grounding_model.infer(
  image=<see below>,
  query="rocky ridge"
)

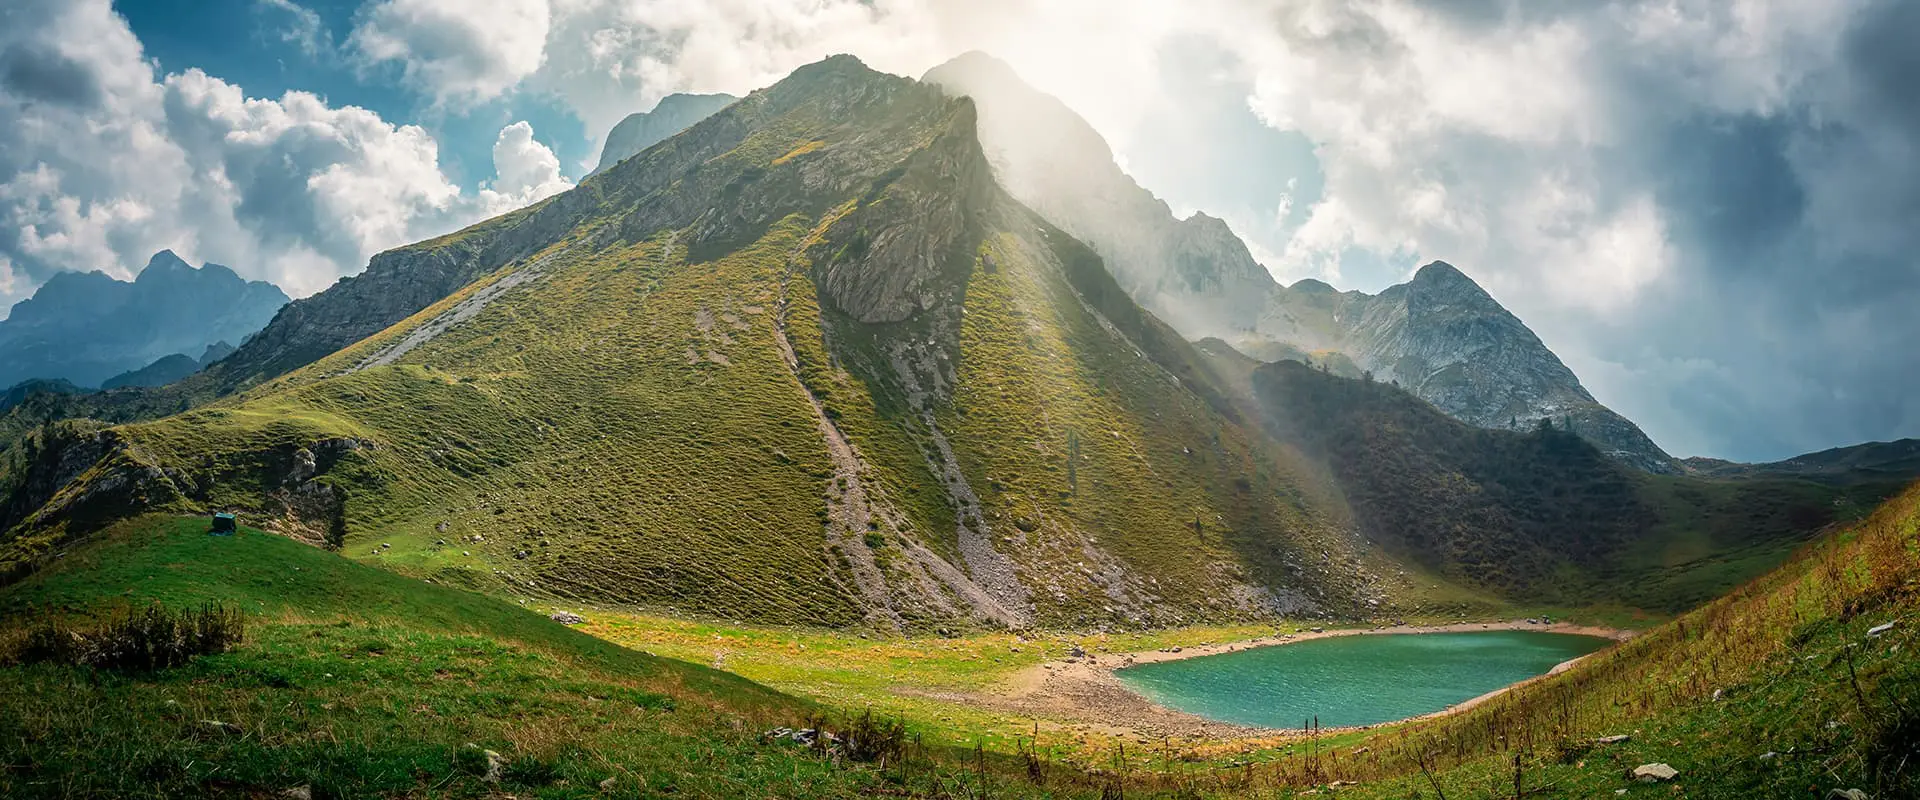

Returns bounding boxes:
[924,52,1675,472]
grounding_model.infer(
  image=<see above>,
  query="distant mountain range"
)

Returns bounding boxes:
[0,251,286,390]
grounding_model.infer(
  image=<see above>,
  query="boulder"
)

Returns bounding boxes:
[550,611,586,625]
[1632,763,1678,782]
[1594,734,1630,745]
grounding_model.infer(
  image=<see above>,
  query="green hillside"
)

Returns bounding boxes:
[1251,359,1900,610]
[0,516,812,798]
[0,56,1404,631]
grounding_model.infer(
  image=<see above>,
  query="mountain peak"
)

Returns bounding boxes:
[783,53,880,85]
[1411,260,1470,285]
[931,51,1021,82]
[141,249,191,274]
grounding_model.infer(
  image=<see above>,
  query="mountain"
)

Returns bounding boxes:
[923,52,1676,473]
[0,251,288,389]
[1246,357,1897,610]
[0,379,83,414]
[922,53,1274,337]
[0,56,1398,629]
[593,92,739,174]
[1256,262,1677,472]
[98,340,242,390]
[0,55,1888,630]
[1684,438,1920,483]
[99,354,199,390]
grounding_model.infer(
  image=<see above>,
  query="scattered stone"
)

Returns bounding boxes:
[1867,620,1897,638]
[483,749,506,782]
[1310,627,1324,633]
[1632,763,1678,782]
[1069,644,1087,658]
[1595,734,1631,745]
[1169,646,1182,653]
[1712,689,1724,701]
[1759,751,1778,761]
[599,776,618,791]
[763,727,842,748]
[1828,789,1869,800]
[280,787,312,800]
[201,720,243,736]
[550,611,586,625]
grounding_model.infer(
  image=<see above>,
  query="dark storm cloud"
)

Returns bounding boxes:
[1645,114,1806,269]
[1847,0,1920,134]
[0,43,103,108]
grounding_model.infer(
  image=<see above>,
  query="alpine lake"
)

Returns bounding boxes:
[1114,630,1614,729]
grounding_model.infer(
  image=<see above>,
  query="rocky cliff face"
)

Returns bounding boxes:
[592,93,737,174]
[924,54,1274,340]
[0,251,287,389]
[1268,262,1675,472]
[926,52,1676,472]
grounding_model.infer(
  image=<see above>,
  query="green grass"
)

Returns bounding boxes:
[0,515,1137,799]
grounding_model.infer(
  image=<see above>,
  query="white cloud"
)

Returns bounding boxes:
[349,0,551,105]
[255,0,331,59]
[0,0,576,304]
[478,120,574,212]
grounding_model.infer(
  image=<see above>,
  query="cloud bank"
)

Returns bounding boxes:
[0,0,572,301]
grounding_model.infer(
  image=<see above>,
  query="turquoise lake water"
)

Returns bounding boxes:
[1114,631,1611,729]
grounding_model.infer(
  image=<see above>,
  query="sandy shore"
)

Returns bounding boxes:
[917,620,1635,743]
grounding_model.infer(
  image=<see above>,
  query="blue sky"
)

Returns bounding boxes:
[2,0,1917,462]
[118,0,593,186]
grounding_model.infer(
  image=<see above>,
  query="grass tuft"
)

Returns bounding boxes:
[9,602,243,671]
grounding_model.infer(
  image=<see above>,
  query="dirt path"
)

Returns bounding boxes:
[930,620,1636,742]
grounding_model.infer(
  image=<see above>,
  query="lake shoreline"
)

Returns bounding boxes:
[955,620,1635,742]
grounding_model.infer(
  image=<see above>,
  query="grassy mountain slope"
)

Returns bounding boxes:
[0,56,1403,630]
[0,515,1123,799]
[1251,359,1899,610]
